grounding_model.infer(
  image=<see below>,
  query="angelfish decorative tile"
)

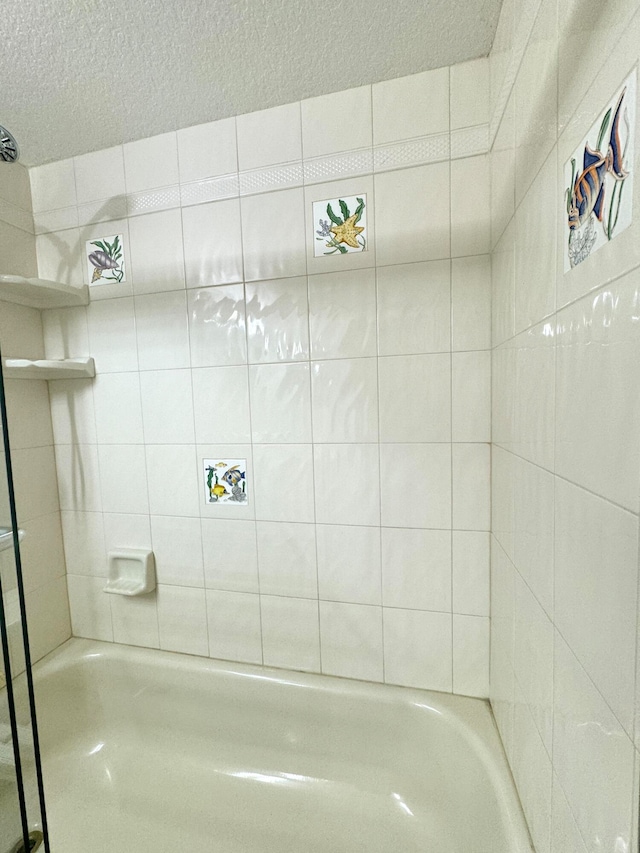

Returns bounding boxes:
[312,194,367,256]
[203,459,248,505]
[86,234,126,285]
[564,70,636,271]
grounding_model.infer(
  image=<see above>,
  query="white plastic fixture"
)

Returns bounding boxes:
[104,549,156,596]
[2,357,95,380]
[0,275,89,309]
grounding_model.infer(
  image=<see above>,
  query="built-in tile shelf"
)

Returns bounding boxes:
[0,275,89,309]
[2,357,95,380]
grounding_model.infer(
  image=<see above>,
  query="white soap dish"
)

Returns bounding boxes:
[104,549,156,596]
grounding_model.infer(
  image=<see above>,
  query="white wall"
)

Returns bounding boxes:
[30,63,493,696]
[489,0,640,850]
[0,163,71,670]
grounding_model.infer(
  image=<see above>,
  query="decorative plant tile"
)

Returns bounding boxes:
[85,234,126,285]
[203,459,248,505]
[564,70,636,271]
[313,194,367,256]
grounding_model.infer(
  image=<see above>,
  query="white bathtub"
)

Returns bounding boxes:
[32,639,533,853]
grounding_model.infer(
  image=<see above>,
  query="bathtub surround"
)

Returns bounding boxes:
[489,0,640,850]
[0,163,71,671]
[24,63,492,699]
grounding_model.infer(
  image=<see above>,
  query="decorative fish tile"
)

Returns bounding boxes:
[203,459,248,505]
[312,194,367,257]
[564,70,636,271]
[85,234,126,285]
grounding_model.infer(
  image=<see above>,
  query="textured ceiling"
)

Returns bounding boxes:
[0,0,502,167]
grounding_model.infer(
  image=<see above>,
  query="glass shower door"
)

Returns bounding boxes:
[0,350,49,853]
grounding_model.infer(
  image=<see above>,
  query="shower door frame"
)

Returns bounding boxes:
[0,345,50,853]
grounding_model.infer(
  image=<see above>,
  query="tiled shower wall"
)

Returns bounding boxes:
[489,0,640,850]
[28,63,492,696]
[0,164,71,669]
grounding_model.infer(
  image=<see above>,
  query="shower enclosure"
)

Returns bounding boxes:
[0,349,49,853]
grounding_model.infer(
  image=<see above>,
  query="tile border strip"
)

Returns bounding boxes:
[32,123,489,234]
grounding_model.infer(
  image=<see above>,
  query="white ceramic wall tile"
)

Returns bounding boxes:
[452,351,491,442]
[61,511,107,576]
[135,291,190,371]
[513,458,554,617]
[256,521,317,599]
[253,444,315,523]
[55,444,102,513]
[192,366,251,444]
[381,528,451,611]
[372,69,449,144]
[49,379,96,445]
[514,150,556,332]
[453,614,490,697]
[42,306,90,360]
[511,682,553,853]
[452,443,490,531]
[86,297,138,373]
[555,273,640,512]
[25,576,71,664]
[74,146,126,205]
[237,103,302,171]
[128,208,186,294]
[514,574,554,753]
[10,445,58,522]
[377,260,451,356]
[3,379,52,450]
[452,531,490,616]
[80,217,131,300]
[380,444,451,529]
[145,444,200,517]
[260,595,320,673]
[553,631,635,853]
[319,601,383,682]
[308,268,376,359]
[550,774,589,853]
[311,358,378,443]
[93,373,144,444]
[157,585,208,656]
[450,58,490,130]
[188,284,247,367]
[379,354,451,442]
[177,117,237,184]
[182,198,243,288]
[451,156,491,257]
[245,277,309,363]
[98,445,149,515]
[202,519,259,593]
[19,511,65,595]
[313,444,380,526]
[123,132,179,193]
[35,228,84,288]
[140,369,195,444]
[241,188,306,281]
[555,478,638,735]
[249,363,312,443]
[206,589,262,665]
[316,524,381,606]
[30,159,76,212]
[110,594,159,649]
[491,219,516,347]
[375,163,450,266]
[67,574,113,641]
[302,86,372,158]
[383,608,452,691]
[150,515,204,587]
[451,255,492,351]
[103,512,151,552]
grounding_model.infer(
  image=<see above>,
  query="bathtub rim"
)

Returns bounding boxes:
[31,637,534,852]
